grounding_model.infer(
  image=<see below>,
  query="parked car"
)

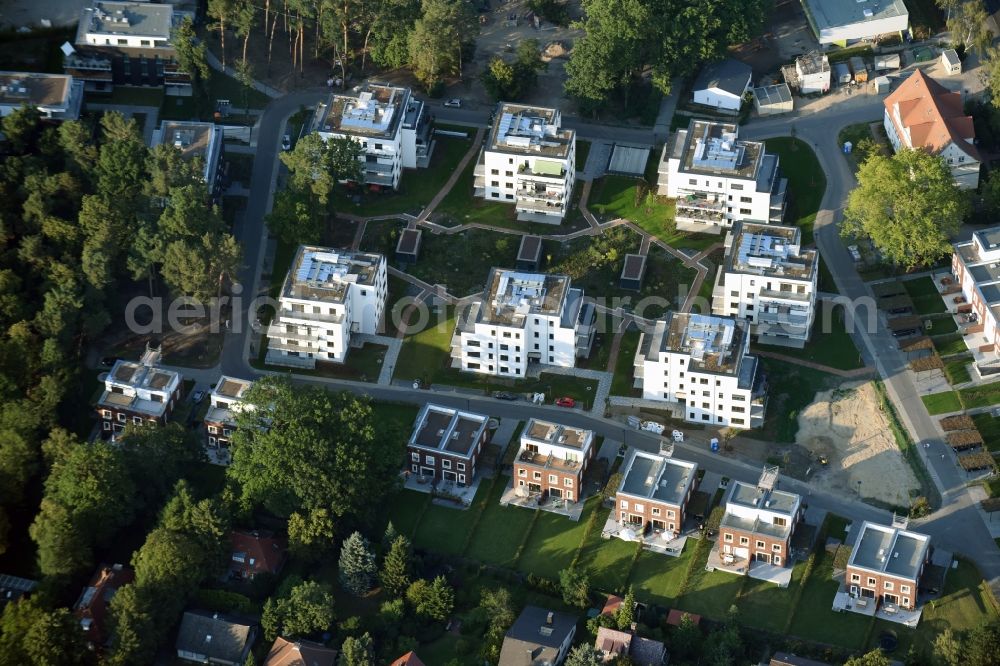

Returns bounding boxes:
[554,397,576,408]
[847,244,862,261]
[493,391,518,401]
[443,98,462,108]
[100,356,119,367]
[282,134,292,151]
[191,390,206,404]
[891,328,918,338]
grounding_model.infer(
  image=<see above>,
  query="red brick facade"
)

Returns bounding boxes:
[515,462,584,503]
[845,566,922,610]
[97,386,180,436]
[718,526,791,567]
[407,435,486,487]
[615,484,697,533]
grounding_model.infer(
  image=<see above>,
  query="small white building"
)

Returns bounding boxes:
[794,52,831,94]
[692,59,752,113]
[473,103,576,223]
[712,221,818,347]
[883,69,980,189]
[0,72,83,120]
[799,0,909,46]
[657,119,786,234]
[941,49,962,75]
[311,84,433,190]
[266,246,387,369]
[633,312,765,428]
[151,121,224,200]
[451,269,595,378]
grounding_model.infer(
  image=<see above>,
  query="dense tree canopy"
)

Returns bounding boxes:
[228,377,403,519]
[261,580,336,642]
[842,149,969,269]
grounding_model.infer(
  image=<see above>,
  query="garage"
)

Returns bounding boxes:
[442,470,457,482]
[735,547,749,559]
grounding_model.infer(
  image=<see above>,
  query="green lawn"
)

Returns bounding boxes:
[751,358,840,443]
[253,341,386,382]
[737,559,810,633]
[972,413,1000,454]
[754,305,863,371]
[405,228,519,297]
[517,500,597,579]
[411,483,490,555]
[959,381,1000,409]
[763,138,826,245]
[207,68,271,109]
[464,478,536,567]
[579,314,619,371]
[576,140,592,171]
[627,543,693,607]
[576,511,639,594]
[910,557,998,653]
[903,276,946,315]
[385,489,430,539]
[933,334,969,357]
[838,122,876,173]
[818,255,839,294]
[944,356,972,386]
[921,391,963,415]
[348,135,472,217]
[611,328,641,396]
[927,315,958,335]
[393,305,457,383]
[676,543,745,619]
[589,175,674,235]
[357,218,407,256]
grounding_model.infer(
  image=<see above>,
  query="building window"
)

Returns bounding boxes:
[103,422,111,431]
[740,208,752,215]
[633,503,644,512]
[442,459,452,469]
[548,474,557,484]
[740,196,752,203]
[564,478,573,487]
[731,183,743,190]
[425,455,435,465]
[868,577,877,586]
[884,581,893,590]
[491,168,499,175]
[566,491,573,500]
[117,413,126,422]
[756,540,765,549]
[458,474,466,483]
[410,452,420,462]
[772,544,781,552]
[774,556,782,566]
[901,585,910,593]
[457,462,466,471]
[739,536,749,545]
[101,410,112,419]
[505,194,513,199]
[851,574,860,582]
[620,500,628,509]
[724,533,733,542]
[652,507,660,516]
[667,510,675,518]
[902,597,910,606]
[491,180,499,187]
[533,471,542,480]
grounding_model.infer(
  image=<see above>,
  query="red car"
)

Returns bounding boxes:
[555,397,576,408]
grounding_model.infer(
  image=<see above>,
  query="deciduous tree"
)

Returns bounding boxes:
[559,566,590,607]
[565,644,602,666]
[339,632,374,666]
[261,580,336,641]
[842,149,969,269]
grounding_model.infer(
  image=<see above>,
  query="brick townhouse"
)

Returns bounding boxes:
[615,450,699,537]
[96,345,181,436]
[513,419,595,504]
[845,521,931,611]
[74,563,134,650]
[406,404,490,487]
[718,466,801,569]
[204,376,254,450]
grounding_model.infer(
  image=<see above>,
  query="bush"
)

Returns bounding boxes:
[910,496,931,518]
[191,589,256,615]
[527,573,561,597]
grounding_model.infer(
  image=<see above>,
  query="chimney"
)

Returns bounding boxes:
[546,611,554,625]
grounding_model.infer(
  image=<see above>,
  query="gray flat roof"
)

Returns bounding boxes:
[517,235,543,263]
[619,450,697,506]
[608,144,650,176]
[801,0,908,31]
[409,403,489,458]
[849,521,930,580]
[621,254,647,281]
[728,479,799,516]
[80,1,173,38]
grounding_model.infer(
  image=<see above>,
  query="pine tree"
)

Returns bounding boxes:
[338,531,377,597]
[379,535,412,596]
[382,520,399,551]
[616,586,635,630]
[339,632,374,666]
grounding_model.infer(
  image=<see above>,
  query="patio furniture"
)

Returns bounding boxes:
[722,554,734,565]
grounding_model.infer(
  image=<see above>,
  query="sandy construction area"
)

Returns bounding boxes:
[796,381,919,507]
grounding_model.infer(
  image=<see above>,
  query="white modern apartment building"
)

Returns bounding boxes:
[474,103,576,223]
[712,222,818,347]
[451,269,595,378]
[0,72,83,120]
[311,84,433,190]
[952,226,1000,376]
[657,119,786,234]
[266,246,387,369]
[633,313,765,428]
[96,345,182,435]
[66,1,192,91]
[204,376,254,450]
[800,0,909,46]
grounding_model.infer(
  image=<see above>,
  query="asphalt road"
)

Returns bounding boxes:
[219,89,1000,586]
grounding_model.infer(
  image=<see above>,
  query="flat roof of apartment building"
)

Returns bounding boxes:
[674,120,763,179]
[281,246,382,304]
[98,358,180,416]
[0,72,71,108]
[488,103,573,158]
[727,222,816,281]
[410,404,489,458]
[849,521,930,580]
[523,419,592,450]
[619,450,697,506]
[801,0,907,33]
[154,121,215,162]
[479,268,570,327]
[314,84,409,139]
[214,376,252,400]
[639,312,750,378]
[77,1,173,40]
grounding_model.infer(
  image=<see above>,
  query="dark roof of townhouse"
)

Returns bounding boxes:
[264,637,338,666]
[230,529,287,575]
[630,635,667,665]
[176,610,255,663]
[693,59,752,96]
[498,606,576,666]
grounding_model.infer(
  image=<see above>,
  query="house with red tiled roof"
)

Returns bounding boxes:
[229,530,287,580]
[263,637,337,666]
[74,563,134,650]
[390,652,427,666]
[883,68,980,189]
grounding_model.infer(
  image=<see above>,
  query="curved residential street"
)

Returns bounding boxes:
[216,85,1000,594]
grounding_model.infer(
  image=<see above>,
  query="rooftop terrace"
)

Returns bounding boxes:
[281,246,382,304]
[850,521,930,580]
[478,269,570,327]
[488,103,574,158]
[662,313,749,375]
[0,72,71,108]
[78,1,173,39]
[619,450,698,506]
[677,120,763,179]
[727,222,816,281]
[314,84,408,139]
[523,419,592,450]
[410,404,489,458]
